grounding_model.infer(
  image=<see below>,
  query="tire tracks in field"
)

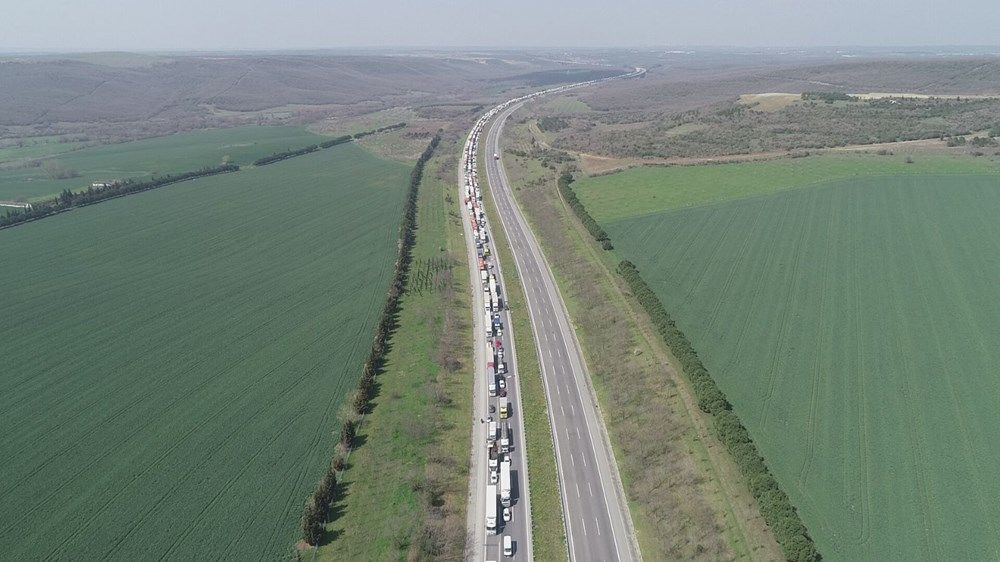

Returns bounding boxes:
[703,200,767,339]
[797,189,839,490]
[906,188,1000,560]
[758,194,811,430]
[886,187,942,560]
[848,192,873,552]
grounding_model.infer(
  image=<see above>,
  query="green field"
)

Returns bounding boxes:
[0,125,327,201]
[574,153,1000,222]
[0,143,409,559]
[0,135,92,164]
[595,165,1000,560]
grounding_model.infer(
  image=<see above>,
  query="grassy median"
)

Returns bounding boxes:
[479,149,569,562]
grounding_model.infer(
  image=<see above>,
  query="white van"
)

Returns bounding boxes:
[503,535,513,557]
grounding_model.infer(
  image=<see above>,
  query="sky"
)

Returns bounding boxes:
[2,0,998,52]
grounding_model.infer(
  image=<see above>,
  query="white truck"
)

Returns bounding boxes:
[500,424,510,453]
[486,483,498,534]
[500,460,512,507]
[487,421,498,446]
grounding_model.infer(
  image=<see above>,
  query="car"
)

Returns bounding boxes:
[498,377,506,390]
[503,507,511,522]
[503,536,513,557]
[490,470,498,484]
[499,389,507,397]
[489,404,496,414]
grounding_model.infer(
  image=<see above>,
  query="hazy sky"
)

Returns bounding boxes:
[2,0,998,52]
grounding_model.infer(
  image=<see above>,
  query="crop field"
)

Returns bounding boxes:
[596,167,1000,560]
[0,125,327,201]
[574,153,1000,221]
[0,143,409,560]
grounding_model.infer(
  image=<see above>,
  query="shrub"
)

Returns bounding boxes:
[615,259,820,560]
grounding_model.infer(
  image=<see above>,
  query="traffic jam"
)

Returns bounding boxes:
[463,109,519,553]
[463,73,641,559]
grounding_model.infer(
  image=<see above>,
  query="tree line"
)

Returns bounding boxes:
[254,123,407,167]
[616,260,821,562]
[0,163,239,230]
[299,131,441,548]
[556,167,819,560]
[556,171,613,250]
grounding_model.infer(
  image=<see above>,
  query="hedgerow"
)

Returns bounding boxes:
[616,259,820,562]
[254,122,406,166]
[0,163,239,229]
[556,171,611,247]
[299,131,440,547]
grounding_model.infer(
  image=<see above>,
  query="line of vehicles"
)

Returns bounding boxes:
[465,104,521,560]
[465,67,646,560]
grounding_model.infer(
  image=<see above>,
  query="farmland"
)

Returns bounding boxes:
[592,163,1000,560]
[0,143,410,559]
[573,152,1000,222]
[0,125,327,201]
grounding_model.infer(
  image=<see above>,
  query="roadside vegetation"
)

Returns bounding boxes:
[499,121,786,561]
[604,173,1000,561]
[310,134,471,561]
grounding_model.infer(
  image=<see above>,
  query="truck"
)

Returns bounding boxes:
[488,442,499,470]
[486,484,498,534]
[500,460,512,507]
[499,396,509,419]
[487,421,497,445]
[500,424,510,453]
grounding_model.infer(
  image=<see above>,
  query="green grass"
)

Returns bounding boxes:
[0,143,410,560]
[0,125,328,201]
[574,153,1000,221]
[315,141,472,560]
[538,96,592,114]
[0,135,91,163]
[605,174,1000,561]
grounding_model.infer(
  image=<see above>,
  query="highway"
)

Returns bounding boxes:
[463,69,643,561]
[462,119,534,561]
[483,101,639,561]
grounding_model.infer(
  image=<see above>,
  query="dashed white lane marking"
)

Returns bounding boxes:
[560,405,565,416]
[588,482,594,496]
[581,518,588,536]
[570,452,575,466]
[575,482,581,498]
[581,453,588,467]
[595,517,601,536]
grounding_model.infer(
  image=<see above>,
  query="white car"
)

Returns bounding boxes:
[503,507,511,522]
[498,377,507,390]
[490,470,498,485]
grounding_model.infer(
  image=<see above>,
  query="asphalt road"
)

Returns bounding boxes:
[462,127,534,561]
[482,101,639,562]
